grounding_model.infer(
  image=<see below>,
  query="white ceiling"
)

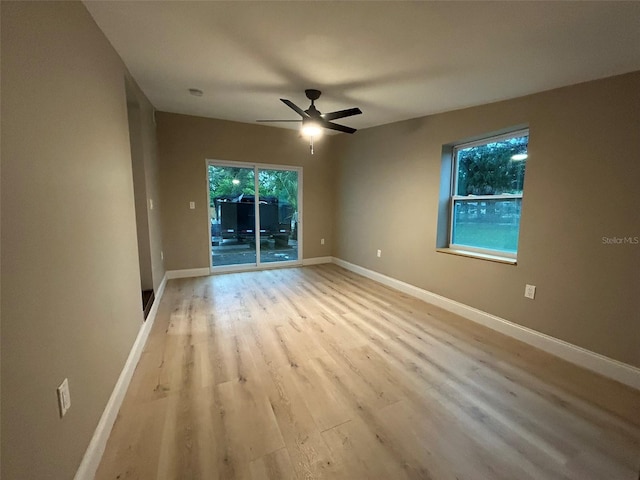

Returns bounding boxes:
[84,1,640,132]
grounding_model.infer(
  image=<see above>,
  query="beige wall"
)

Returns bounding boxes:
[156,112,335,271]
[333,72,640,369]
[1,2,163,479]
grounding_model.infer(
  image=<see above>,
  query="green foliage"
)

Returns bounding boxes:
[456,135,528,195]
[208,167,255,206]
[208,166,298,210]
[258,169,298,210]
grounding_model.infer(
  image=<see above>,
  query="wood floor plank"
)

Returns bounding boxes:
[265,366,349,479]
[321,416,411,480]
[249,447,295,480]
[95,397,169,479]
[96,265,640,480]
[286,355,355,432]
[244,322,348,479]
[216,378,285,462]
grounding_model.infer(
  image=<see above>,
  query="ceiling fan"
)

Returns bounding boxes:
[257,89,362,135]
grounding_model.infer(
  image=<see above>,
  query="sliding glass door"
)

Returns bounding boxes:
[208,161,301,271]
[208,165,257,267]
[258,168,299,264]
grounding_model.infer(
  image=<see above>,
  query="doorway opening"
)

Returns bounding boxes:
[126,80,154,318]
[207,161,302,271]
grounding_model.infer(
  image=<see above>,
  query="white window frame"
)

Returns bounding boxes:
[448,129,528,259]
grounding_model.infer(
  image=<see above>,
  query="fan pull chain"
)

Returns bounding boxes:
[309,136,315,155]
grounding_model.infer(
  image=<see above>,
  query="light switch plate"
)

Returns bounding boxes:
[57,378,71,417]
[524,284,536,299]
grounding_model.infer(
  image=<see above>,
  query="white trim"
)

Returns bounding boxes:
[436,248,517,265]
[211,263,258,275]
[454,127,530,151]
[296,167,304,262]
[166,267,210,279]
[452,194,523,201]
[331,257,640,391]
[302,256,333,266]
[210,261,302,275]
[447,242,518,260]
[74,273,168,480]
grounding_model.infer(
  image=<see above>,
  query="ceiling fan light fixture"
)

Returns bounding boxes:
[301,120,323,138]
[258,90,361,154]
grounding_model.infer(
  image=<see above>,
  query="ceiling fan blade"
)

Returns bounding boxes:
[324,121,357,134]
[322,107,362,121]
[256,119,302,123]
[281,99,310,118]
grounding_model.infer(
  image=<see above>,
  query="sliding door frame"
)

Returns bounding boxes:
[205,158,303,274]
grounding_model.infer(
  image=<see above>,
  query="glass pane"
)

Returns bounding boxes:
[208,165,257,267]
[456,134,528,196]
[452,198,522,253]
[258,169,299,263]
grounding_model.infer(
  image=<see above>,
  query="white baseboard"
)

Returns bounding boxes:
[303,256,333,266]
[211,261,307,275]
[332,257,640,391]
[74,273,168,480]
[166,267,210,279]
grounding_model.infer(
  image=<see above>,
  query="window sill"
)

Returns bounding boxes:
[436,248,517,265]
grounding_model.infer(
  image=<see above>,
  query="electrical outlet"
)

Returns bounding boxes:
[321,238,325,245]
[377,249,382,258]
[57,378,71,418]
[189,201,195,209]
[524,284,536,299]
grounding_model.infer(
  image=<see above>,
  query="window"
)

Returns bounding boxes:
[449,129,529,259]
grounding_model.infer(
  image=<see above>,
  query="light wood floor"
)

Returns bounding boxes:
[96,264,640,480]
